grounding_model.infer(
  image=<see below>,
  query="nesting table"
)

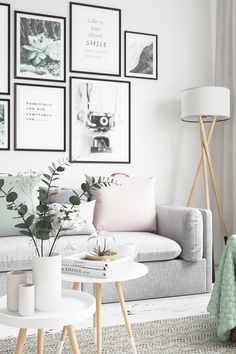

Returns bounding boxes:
[62,261,148,354]
[0,289,95,354]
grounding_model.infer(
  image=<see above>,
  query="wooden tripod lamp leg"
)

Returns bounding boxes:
[187,118,216,207]
[199,116,228,242]
[200,118,210,210]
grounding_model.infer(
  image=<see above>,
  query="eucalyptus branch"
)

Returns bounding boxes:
[0,188,40,257]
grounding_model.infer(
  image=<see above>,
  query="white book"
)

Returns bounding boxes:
[62,252,129,271]
[62,265,107,278]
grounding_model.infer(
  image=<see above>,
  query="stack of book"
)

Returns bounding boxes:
[62,252,129,278]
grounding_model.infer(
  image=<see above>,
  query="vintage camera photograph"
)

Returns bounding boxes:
[0,100,9,150]
[15,11,65,82]
[70,77,130,163]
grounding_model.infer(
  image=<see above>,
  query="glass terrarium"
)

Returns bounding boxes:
[87,226,117,260]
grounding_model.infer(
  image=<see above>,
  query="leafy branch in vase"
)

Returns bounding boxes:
[0,159,114,257]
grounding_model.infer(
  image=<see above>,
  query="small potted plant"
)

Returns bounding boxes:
[0,158,112,311]
[86,226,117,261]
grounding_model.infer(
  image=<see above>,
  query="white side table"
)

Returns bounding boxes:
[62,261,148,354]
[0,289,95,354]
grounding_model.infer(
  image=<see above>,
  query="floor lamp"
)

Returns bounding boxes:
[181,86,230,244]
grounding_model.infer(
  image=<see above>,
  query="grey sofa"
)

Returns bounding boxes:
[0,205,212,303]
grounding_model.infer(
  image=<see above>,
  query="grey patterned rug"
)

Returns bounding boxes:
[0,314,236,354]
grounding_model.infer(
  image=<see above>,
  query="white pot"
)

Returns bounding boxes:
[18,283,35,316]
[33,253,61,311]
[7,271,27,312]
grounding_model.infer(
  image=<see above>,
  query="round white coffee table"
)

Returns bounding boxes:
[0,289,95,354]
[62,261,148,354]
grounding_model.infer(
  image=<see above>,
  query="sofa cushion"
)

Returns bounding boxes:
[87,175,157,233]
[110,232,182,262]
[0,232,182,272]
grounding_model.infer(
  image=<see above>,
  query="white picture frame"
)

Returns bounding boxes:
[70,3,121,76]
[0,3,10,94]
[70,77,130,163]
[15,84,66,151]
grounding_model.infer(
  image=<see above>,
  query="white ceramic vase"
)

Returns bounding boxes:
[18,283,35,316]
[7,271,27,312]
[33,253,61,311]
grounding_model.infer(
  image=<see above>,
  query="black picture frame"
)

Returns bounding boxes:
[0,99,10,150]
[70,2,121,76]
[124,31,158,80]
[70,76,131,164]
[0,3,10,95]
[14,83,66,152]
[14,11,66,82]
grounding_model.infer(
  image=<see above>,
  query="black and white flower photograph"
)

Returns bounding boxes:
[15,12,65,82]
[125,31,158,80]
[70,77,130,163]
[0,100,10,150]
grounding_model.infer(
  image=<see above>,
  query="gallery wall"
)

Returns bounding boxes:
[0,0,216,211]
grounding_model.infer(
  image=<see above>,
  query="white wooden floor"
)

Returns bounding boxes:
[0,293,211,339]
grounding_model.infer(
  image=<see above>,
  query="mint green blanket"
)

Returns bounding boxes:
[208,235,236,341]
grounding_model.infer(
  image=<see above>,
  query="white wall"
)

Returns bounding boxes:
[0,0,216,208]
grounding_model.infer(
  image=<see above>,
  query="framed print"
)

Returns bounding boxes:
[0,3,10,94]
[15,84,65,151]
[15,11,66,82]
[70,77,130,163]
[125,31,158,80]
[70,3,121,76]
[0,99,10,150]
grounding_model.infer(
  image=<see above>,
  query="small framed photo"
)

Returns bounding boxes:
[0,3,10,94]
[70,3,121,76]
[125,31,158,80]
[15,11,66,82]
[70,77,130,163]
[15,84,66,151]
[0,99,10,150]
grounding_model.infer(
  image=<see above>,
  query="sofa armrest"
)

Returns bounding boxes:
[156,205,205,261]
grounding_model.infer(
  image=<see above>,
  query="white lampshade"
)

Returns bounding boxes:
[181,86,230,122]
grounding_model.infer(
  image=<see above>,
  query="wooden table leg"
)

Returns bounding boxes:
[93,283,97,340]
[57,282,80,353]
[37,329,44,354]
[15,328,27,354]
[115,282,137,354]
[67,325,80,354]
[57,326,67,354]
[95,283,102,354]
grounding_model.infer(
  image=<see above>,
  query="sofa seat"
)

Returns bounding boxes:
[111,232,182,262]
[0,232,182,272]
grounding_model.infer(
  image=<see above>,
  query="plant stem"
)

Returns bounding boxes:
[49,226,62,256]
[41,240,43,257]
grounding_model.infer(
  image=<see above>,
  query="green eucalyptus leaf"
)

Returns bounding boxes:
[15,223,28,229]
[25,215,34,227]
[69,195,81,206]
[48,166,54,174]
[56,166,65,172]
[36,204,49,213]
[35,229,50,240]
[81,183,89,193]
[0,179,4,189]
[18,204,28,216]
[6,192,18,203]
[43,174,51,180]
[20,230,31,236]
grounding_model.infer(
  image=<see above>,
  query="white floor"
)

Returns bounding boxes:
[0,293,211,339]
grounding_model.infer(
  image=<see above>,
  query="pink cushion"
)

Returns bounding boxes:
[87,176,156,232]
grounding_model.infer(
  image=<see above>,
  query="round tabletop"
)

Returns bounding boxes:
[0,289,95,329]
[62,261,148,284]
